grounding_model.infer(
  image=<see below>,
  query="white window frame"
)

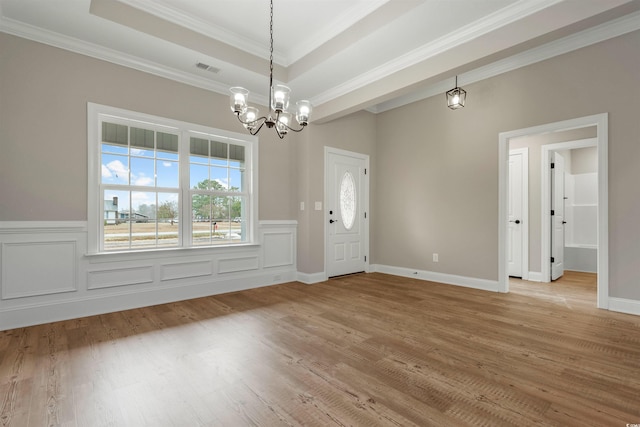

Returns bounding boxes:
[87,103,258,255]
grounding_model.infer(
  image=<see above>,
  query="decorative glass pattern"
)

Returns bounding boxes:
[340,171,356,230]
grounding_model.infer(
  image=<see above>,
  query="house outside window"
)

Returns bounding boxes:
[88,103,257,254]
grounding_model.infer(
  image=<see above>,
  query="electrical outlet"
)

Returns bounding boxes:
[300,201,305,211]
[433,253,439,262]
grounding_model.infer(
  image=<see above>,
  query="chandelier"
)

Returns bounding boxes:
[230,0,312,139]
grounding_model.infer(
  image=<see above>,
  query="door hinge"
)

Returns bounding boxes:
[364,255,367,262]
[364,212,367,219]
[551,257,555,263]
[551,209,555,215]
[364,168,367,175]
[551,162,555,169]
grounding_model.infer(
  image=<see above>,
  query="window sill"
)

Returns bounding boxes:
[85,243,261,263]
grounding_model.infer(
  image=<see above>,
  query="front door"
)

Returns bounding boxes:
[551,152,565,281]
[326,148,368,278]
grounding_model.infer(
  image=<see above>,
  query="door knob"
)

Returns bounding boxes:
[509,219,521,224]
[329,219,338,224]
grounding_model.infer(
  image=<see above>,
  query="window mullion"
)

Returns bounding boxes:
[180,129,192,247]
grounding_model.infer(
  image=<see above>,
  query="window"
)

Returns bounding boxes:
[88,104,257,254]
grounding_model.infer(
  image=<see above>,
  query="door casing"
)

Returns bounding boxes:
[498,113,608,309]
[324,146,370,279]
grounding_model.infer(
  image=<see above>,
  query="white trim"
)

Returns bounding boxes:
[311,0,561,106]
[0,221,87,233]
[0,16,244,100]
[527,271,543,282]
[498,114,608,310]
[608,297,640,316]
[509,147,529,280]
[324,146,370,280]
[259,220,298,227]
[368,10,640,114]
[0,220,297,330]
[2,4,638,113]
[1,270,296,331]
[373,264,500,293]
[118,0,389,66]
[296,272,326,285]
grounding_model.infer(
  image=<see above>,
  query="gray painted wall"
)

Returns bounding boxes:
[2,29,639,302]
[374,30,640,300]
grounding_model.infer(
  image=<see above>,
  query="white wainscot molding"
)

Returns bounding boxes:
[0,220,297,330]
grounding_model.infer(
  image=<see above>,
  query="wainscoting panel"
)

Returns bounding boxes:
[160,259,213,281]
[263,231,295,268]
[87,265,154,289]
[218,256,259,274]
[0,220,297,330]
[2,240,77,299]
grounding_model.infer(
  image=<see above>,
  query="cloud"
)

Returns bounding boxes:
[162,161,172,167]
[134,175,154,186]
[105,160,128,181]
[214,178,229,189]
[132,192,153,204]
[101,164,112,178]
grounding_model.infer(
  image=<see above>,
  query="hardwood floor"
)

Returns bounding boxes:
[1,271,639,426]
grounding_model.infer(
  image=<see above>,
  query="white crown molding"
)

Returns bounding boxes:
[117,0,275,62]
[368,9,640,114]
[2,3,639,117]
[117,0,390,67]
[285,0,390,66]
[310,0,562,106]
[0,15,269,102]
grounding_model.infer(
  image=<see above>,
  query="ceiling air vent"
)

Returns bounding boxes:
[195,62,220,73]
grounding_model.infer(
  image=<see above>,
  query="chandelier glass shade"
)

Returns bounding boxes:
[446,75,466,110]
[230,0,312,139]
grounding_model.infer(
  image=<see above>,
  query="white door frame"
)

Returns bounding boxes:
[508,147,529,280]
[498,113,608,309]
[324,146,370,280]
[542,138,597,283]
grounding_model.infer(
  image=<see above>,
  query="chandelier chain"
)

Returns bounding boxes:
[268,0,274,111]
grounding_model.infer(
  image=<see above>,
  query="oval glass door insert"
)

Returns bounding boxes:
[340,171,356,230]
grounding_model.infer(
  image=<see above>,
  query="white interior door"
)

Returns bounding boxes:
[508,150,525,277]
[326,149,368,278]
[551,152,565,280]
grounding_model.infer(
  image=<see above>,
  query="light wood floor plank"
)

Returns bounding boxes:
[2,271,640,426]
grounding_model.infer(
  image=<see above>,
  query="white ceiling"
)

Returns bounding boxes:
[2,0,640,123]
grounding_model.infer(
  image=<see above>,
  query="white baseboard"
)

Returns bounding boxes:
[608,297,640,316]
[1,271,297,331]
[297,271,326,285]
[527,271,543,282]
[372,264,500,292]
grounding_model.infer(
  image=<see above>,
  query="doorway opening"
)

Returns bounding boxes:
[498,113,608,309]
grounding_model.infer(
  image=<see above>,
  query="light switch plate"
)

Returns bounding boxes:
[314,201,322,211]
